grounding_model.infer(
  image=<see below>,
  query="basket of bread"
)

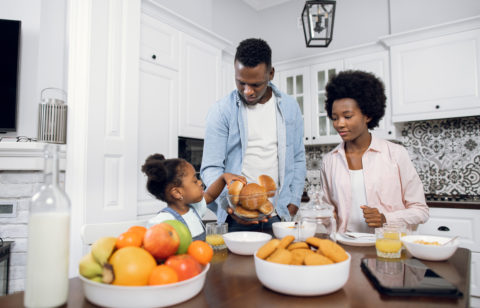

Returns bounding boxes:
[253,235,351,296]
[227,175,277,221]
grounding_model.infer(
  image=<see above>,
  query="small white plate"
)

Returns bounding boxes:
[337,232,376,246]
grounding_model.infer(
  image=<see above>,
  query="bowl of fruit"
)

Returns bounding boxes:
[227,175,278,221]
[79,221,213,308]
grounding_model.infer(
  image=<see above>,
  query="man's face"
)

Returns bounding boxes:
[234,60,274,105]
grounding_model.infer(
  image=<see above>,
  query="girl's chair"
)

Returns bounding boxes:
[80,219,148,245]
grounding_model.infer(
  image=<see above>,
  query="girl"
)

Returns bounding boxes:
[142,154,246,240]
[320,70,429,233]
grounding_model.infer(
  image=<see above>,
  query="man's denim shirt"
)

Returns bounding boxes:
[200,82,306,222]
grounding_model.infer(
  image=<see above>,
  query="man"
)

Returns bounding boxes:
[200,38,306,232]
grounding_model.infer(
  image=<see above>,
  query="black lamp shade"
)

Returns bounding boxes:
[302,0,336,47]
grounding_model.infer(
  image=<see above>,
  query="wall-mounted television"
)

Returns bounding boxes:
[0,19,21,133]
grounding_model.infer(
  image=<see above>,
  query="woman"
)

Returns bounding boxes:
[320,70,429,233]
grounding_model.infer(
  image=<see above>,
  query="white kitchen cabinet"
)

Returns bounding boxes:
[381,16,480,122]
[344,51,396,140]
[140,14,179,70]
[137,60,179,214]
[275,43,397,145]
[178,33,223,139]
[416,207,480,298]
[142,3,231,141]
[278,67,313,144]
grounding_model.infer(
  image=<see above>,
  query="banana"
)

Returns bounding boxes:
[91,237,117,265]
[79,253,103,278]
[89,276,103,283]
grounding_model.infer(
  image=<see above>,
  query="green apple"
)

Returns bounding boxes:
[164,220,192,254]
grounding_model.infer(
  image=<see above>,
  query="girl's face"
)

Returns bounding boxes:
[179,162,204,204]
[331,98,371,143]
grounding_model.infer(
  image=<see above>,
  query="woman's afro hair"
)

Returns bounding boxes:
[325,70,386,129]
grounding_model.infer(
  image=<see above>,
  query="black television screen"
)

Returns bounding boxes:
[0,19,21,132]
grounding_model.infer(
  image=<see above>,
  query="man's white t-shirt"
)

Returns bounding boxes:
[241,95,279,186]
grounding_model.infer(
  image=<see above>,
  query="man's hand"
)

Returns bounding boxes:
[360,205,386,228]
[287,203,298,218]
[227,207,268,224]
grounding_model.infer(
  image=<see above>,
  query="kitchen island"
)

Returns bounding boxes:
[0,245,470,307]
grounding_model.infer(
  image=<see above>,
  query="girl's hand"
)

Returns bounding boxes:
[360,205,386,228]
[223,173,247,188]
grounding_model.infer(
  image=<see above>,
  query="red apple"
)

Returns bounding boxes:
[143,223,180,259]
[165,254,202,281]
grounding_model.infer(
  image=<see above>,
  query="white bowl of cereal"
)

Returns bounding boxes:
[401,235,459,261]
[253,237,351,296]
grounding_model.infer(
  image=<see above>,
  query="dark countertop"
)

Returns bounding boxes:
[426,201,480,210]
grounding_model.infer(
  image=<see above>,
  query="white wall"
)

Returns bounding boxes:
[0,0,67,138]
[156,0,480,62]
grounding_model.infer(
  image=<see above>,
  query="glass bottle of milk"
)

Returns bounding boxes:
[24,144,71,307]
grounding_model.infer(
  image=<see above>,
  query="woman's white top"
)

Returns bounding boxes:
[241,95,279,185]
[147,198,207,237]
[346,169,372,233]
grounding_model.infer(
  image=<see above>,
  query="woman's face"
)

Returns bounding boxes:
[180,162,204,204]
[331,98,371,142]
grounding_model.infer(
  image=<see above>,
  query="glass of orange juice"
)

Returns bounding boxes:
[383,222,408,250]
[375,227,402,258]
[205,222,228,250]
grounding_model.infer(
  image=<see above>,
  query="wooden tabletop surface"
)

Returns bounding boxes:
[0,245,470,308]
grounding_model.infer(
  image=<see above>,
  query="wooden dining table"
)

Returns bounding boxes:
[0,245,470,308]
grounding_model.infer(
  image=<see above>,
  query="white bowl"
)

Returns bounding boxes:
[272,221,315,241]
[80,263,210,308]
[223,231,272,255]
[254,252,351,296]
[401,235,459,261]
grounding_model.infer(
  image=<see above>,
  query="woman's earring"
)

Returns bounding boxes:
[179,196,183,200]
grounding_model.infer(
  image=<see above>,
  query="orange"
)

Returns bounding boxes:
[128,225,147,239]
[109,246,156,286]
[116,231,143,249]
[148,265,179,285]
[187,240,213,265]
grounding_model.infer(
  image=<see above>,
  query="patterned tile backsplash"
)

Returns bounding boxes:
[305,116,480,196]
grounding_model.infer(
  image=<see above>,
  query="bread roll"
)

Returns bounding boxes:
[228,180,244,205]
[258,200,274,215]
[258,174,276,197]
[239,183,267,210]
[234,205,260,219]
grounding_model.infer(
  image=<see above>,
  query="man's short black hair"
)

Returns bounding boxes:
[235,38,272,69]
[325,70,386,129]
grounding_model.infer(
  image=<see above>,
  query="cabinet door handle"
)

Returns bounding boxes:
[438,226,450,231]
[388,131,392,135]
[312,136,316,140]
[435,105,440,109]
[305,137,309,140]
[152,54,157,60]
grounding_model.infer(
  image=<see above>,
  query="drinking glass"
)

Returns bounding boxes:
[205,222,228,250]
[375,227,402,258]
[383,222,408,250]
[299,216,336,242]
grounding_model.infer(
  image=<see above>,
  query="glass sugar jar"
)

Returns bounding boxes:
[296,186,336,242]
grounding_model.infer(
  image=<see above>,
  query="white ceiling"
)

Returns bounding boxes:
[242,0,293,11]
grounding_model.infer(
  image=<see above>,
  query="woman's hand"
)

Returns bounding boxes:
[223,173,247,188]
[360,205,386,228]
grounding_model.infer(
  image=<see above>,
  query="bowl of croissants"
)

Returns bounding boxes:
[227,175,278,221]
